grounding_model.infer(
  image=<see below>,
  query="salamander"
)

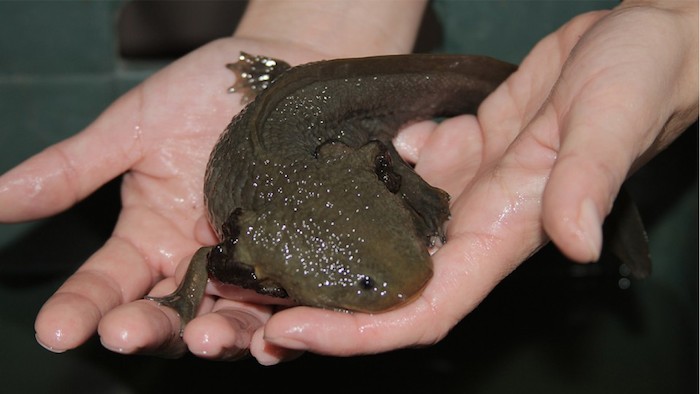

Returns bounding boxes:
[146,53,650,325]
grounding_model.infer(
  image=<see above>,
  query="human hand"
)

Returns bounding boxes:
[249,1,697,358]
[0,1,429,364]
[0,35,347,362]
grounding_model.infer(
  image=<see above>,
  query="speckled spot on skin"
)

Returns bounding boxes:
[35,333,66,353]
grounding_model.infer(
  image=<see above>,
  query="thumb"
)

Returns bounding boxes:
[540,51,676,262]
[541,4,698,263]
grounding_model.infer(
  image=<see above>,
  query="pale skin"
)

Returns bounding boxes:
[0,0,695,364]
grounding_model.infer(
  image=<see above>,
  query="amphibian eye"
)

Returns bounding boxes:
[359,275,375,290]
[374,153,401,193]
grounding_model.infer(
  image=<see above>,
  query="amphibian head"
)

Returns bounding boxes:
[212,140,435,312]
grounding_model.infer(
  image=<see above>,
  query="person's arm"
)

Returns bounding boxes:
[234,0,427,59]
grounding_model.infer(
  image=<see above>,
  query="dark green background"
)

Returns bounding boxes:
[1,1,696,393]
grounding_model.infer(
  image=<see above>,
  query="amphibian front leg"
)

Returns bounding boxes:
[387,144,450,246]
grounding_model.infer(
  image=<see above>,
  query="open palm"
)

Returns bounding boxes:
[0,38,327,361]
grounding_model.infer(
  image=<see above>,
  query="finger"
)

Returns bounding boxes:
[393,120,437,163]
[97,271,218,358]
[194,215,219,245]
[34,203,203,351]
[540,46,673,262]
[98,298,187,358]
[541,93,658,263]
[541,101,633,262]
[0,89,144,222]
[414,115,483,196]
[259,306,430,356]
[183,300,272,360]
[34,235,153,351]
[473,10,610,170]
[250,327,305,365]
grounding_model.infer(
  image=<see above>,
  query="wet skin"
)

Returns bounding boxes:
[147,53,650,325]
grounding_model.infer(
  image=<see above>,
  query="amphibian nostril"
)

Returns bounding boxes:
[359,275,375,290]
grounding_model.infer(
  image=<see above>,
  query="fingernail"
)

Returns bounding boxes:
[578,198,602,262]
[263,335,309,352]
[35,333,66,353]
[99,338,127,354]
[253,329,306,365]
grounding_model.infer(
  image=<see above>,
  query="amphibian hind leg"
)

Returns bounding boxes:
[145,246,211,332]
[387,144,451,245]
[226,52,292,103]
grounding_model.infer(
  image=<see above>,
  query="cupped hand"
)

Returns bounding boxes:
[252,3,697,358]
[0,37,329,363]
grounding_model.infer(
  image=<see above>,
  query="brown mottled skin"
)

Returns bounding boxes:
[147,53,649,325]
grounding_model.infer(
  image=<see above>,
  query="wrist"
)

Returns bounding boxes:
[233,0,428,60]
